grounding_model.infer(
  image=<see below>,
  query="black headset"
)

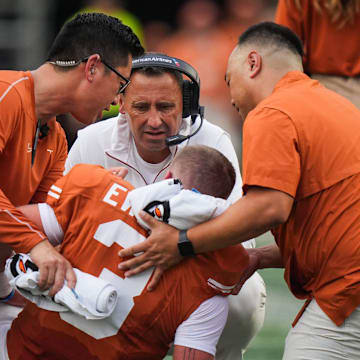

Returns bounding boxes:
[131,54,205,146]
[132,53,202,118]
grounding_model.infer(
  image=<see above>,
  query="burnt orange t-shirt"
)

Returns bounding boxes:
[0,70,67,252]
[7,164,249,359]
[276,0,360,76]
[242,71,360,326]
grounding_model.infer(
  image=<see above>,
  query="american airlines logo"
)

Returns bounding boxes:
[132,57,172,65]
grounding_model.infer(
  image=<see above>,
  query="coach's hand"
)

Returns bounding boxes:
[29,240,76,296]
[109,167,128,178]
[231,248,261,295]
[118,211,182,291]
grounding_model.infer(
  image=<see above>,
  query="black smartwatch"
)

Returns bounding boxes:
[177,230,196,257]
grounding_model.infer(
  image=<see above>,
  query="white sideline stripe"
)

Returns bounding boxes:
[48,191,60,199]
[207,282,231,294]
[50,185,62,194]
[0,209,45,240]
[0,77,29,103]
[207,278,236,294]
[207,278,236,290]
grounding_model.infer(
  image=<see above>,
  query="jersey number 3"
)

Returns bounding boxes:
[60,219,153,339]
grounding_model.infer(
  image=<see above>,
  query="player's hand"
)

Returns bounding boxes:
[231,248,261,295]
[29,240,76,297]
[109,167,128,178]
[118,211,182,291]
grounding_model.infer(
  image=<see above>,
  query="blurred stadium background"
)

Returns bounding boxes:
[0,0,277,70]
[0,1,304,358]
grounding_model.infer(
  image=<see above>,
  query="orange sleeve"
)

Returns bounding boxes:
[0,81,46,252]
[31,128,68,204]
[242,107,300,197]
[0,187,46,252]
[275,0,304,42]
[0,81,21,153]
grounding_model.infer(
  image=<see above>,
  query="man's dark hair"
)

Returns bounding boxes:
[238,21,304,57]
[173,145,236,200]
[47,13,144,69]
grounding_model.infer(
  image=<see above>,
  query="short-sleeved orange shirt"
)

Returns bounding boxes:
[7,164,249,359]
[243,71,360,326]
[275,0,360,76]
[0,70,67,252]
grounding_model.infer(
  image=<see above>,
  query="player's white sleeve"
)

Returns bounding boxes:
[38,203,64,246]
[174,295,229,356]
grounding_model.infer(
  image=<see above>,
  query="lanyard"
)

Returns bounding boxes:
[31,118,41,167]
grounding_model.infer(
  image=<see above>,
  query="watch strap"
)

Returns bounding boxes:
[178,230,195,257]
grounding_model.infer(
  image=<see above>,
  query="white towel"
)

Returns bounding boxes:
[128,178,230,231]
[5,254,118,320]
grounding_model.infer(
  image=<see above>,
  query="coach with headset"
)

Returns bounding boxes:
[64,53,266,360]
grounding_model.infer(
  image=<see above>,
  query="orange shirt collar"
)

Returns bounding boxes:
[273,70,309,93]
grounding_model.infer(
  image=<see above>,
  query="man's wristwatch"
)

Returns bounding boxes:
[177,230,196,257]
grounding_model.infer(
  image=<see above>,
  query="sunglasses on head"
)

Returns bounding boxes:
[48,56,131,94]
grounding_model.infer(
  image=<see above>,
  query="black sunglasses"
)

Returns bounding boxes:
[48,56,131,94]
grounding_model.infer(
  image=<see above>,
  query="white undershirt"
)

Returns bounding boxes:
[38,203,63,246]
[38,203,229,355]
[131,138,171,184]
[174,295,229,355]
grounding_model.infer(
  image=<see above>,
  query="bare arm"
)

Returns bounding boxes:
[231,242,283,295]
[256,243,283,269]
[189,186,293,253]
[173,346,214,360]
[18,204,43,231]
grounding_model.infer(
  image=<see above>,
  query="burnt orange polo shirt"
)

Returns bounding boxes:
[243,71,360,325]
[0,70,67,252]
[276,0,360,76]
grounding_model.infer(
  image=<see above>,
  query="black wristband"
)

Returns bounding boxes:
[177,230,196,257]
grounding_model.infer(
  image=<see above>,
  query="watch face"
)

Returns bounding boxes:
[178,231,195,257]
